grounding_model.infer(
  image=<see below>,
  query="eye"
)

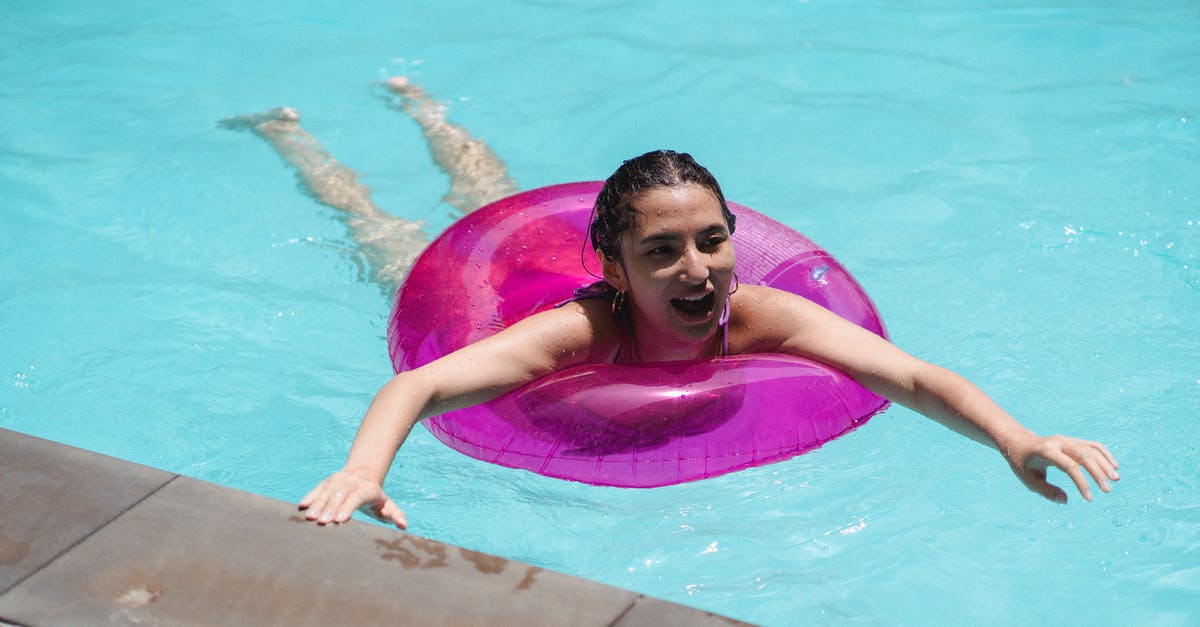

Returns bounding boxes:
[646,245,674,256]
[699,234,727,252]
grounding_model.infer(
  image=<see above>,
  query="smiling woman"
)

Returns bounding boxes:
[386,180,891,487]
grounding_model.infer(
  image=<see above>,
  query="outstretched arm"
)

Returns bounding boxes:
[299,300,615,528]
[868,360,1118,502]
[742,286,1120,503]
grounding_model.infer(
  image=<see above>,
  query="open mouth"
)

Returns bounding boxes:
[670,292,715,320]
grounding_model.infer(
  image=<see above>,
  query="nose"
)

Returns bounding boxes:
[677,245,709,284]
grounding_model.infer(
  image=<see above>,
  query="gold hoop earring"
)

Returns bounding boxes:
[611,290,626,315]
[730,273,740,295]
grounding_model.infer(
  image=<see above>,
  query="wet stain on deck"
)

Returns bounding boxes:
[459,547,507,574]
[375,536,448,569]
[515,566,542,592]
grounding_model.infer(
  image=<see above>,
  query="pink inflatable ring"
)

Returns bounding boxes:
[388,182,889,487]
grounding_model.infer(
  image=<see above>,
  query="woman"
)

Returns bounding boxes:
[225,78,1118,531]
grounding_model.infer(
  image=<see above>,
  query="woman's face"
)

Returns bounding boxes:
[602,183,736,361]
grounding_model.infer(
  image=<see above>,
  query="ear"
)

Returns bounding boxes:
[598,249,628,292]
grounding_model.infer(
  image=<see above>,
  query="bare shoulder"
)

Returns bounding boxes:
[727,284,830,354]
[728,284,920,390]
[503,298,622,368]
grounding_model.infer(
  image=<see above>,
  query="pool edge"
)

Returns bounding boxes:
[0,427,752,626]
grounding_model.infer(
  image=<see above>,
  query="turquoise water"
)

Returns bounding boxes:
[2,1,1198,624]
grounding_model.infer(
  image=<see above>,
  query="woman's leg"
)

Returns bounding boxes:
[220,107,427,292]
[385,77,519,215]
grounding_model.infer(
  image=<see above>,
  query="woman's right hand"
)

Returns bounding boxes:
[299,468,408,529]
[293,305,595,532]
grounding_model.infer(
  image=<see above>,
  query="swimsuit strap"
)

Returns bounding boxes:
[719,297,730,358]
[564,280,617,303]
[560,281,625,364]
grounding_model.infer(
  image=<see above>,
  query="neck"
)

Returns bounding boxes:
[623,323,721,363]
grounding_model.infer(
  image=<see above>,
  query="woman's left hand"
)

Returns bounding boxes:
[1004,434,1120,503]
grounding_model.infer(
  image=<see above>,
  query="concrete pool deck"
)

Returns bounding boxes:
[0,428,750,626]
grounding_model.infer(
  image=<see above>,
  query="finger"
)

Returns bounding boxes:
[302,478,345,516]
[313,487,349,524]
[1087,441,1120,477]
[359,496,393,524]
[1075,452,1113,493]
[1089,440,1118,469]
[308,496,330,522]
[1047,451,1093,502]
[1022,470,1067,504]
[304,497,328,516]
[298,483,325,509]
[378,500,409,530]
[332,488,367,524]
[1087,447,1120,482]
[1077,445,1121,491]
[320,490,352,524]
[303,489,332,521]
[299,477,336,510]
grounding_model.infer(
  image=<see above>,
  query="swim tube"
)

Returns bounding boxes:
[388,182,889,487]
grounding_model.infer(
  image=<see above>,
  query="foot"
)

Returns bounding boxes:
[385,76,422,98]
[218,107,301,131]
[383,75,446,127]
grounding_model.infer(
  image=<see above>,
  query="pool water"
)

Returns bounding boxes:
[2,1,1198,624]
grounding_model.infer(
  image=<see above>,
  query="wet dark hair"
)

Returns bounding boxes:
[589,150,736,261]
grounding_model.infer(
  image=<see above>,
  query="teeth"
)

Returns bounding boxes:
[679,294,708,302]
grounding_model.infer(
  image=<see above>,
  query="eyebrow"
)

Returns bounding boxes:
[636,223,728,247]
